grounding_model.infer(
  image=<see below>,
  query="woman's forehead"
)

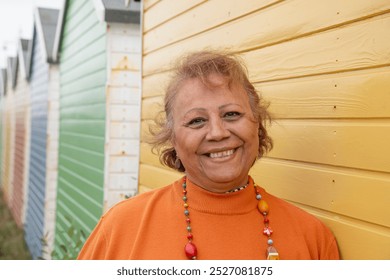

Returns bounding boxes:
[173,77,249,111]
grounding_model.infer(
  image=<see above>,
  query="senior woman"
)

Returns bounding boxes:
[78,51,339,260]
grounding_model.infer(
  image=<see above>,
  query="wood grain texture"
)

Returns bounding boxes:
[143,0,390,76]
[140,0,390,259]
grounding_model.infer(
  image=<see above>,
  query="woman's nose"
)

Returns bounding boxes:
[206,118,230,141]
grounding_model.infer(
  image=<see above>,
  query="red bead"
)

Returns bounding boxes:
[264,217,269,223]
[186,218,191,223]
[185,242,197,259]
[183,190,187,194]
[187,233,193,240]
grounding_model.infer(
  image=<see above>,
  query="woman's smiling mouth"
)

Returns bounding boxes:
[207,148,236,158]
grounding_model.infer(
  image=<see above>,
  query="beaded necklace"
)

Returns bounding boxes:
[182,176,279,260]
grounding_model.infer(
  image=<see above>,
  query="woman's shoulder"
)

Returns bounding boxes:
[103,183,175,220]
[264,190,330,229]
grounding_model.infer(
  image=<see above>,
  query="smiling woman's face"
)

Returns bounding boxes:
[172,74,259,192]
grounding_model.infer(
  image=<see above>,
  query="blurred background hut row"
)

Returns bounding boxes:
[0,0,389,260]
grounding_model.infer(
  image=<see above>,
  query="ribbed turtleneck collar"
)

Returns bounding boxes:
[173,176,259,215]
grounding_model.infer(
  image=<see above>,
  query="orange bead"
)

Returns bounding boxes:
[258,200,269,214]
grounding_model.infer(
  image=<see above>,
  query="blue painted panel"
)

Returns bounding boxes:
[24,27,49,260]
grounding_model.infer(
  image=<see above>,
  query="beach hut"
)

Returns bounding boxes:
[53,0,141,258]
[140,0,390,259]
[10,38,33,228]
[0,68,7,182]
[24,6,62,259]
[1,55,18,207]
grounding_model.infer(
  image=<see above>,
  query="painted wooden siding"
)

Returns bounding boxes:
[55,0,107,258]
[25,29,50,259]
[10,68,29,228]
[104,22,141,211]
[2,71,16,207]
[141,0,390,259]
[41,66,60,259]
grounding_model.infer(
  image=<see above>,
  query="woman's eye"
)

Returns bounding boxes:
[187,118,206,127]
[224,111,241,120]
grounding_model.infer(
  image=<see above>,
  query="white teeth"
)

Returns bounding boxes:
[209,149,235,158]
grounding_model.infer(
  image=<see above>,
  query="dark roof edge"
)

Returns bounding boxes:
[94,0,141,24]
[52,0,66,63]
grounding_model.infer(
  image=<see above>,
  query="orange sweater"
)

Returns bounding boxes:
[78,177,339,260]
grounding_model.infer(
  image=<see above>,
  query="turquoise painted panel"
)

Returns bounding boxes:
[55,0,107,259]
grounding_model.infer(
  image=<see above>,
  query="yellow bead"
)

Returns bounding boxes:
[184,203,188,208]
[258,200,269,214]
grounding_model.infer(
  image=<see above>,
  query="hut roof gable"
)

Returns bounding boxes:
[18,38,33,80]
[34,7,61,63]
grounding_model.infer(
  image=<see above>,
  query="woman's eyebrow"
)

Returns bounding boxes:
[218,103,243,110]
[183,107,207,117]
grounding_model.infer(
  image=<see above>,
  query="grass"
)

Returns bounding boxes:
[0,190,31,259]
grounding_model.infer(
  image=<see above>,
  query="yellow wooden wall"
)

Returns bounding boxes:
[140,0,390,259]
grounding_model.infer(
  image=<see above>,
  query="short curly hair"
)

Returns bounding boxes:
[148,50,273,172]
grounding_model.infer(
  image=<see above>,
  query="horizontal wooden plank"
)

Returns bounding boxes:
[61,69,106,96]
[56,191,100,233]
[267,120,390,173]
[63,0,90,36]
[60,144,105,171]
[61,22,106,64]
[108,23,140,36]
[300,205,390,259]
[144,0,278,52]
[144,0,160,11]
[110,70,140,87]
[109,139,139,156]
[139,163,182,190]
[57,173,102,210]
[60,132,105,152]
[108,174,138,190]
[144,0,206,32]
[108,32,141,53]
[109,104,140,122]
[60,119,105,136]
[60,102,106,120]
[107,86,140,105]
[61,51,106,85]
[110,53,141,71]
[62,8,99,50]
[109,122,139,138]
[108,155,138,173]
[141,95,163,120]
[61,35,106,74]
[140,141,171,171]
[143,2,390,77]
[60,87,105,108]
[142,66,390,120]
[245,14,390,83]
[259,66,390,118]
[142,71,169,98]
[251,158,390,227]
